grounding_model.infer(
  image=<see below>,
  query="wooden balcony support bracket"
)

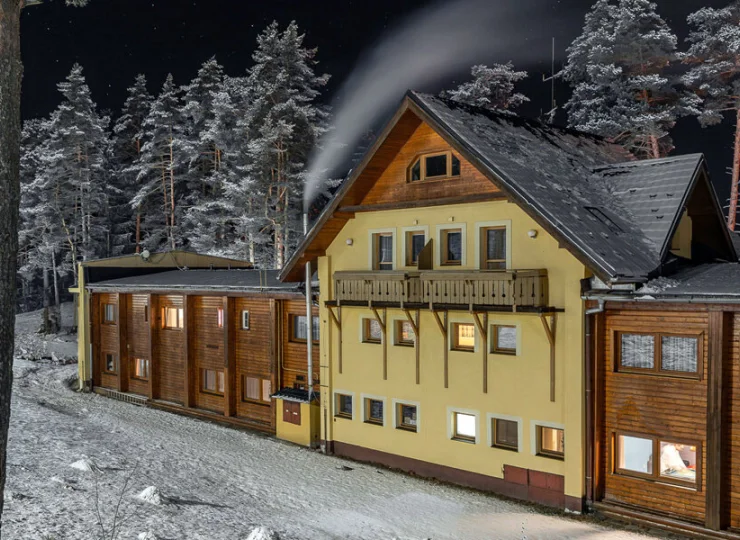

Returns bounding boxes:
[432,310,449,389]
[327,305,343,374]
[371,307,388,380]
[472,311,489,394]
[540,313,557,402]
[403,309,421,384]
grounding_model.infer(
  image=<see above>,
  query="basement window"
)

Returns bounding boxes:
[103,353,117,374]
[396,403,418,432]
[132,358,149,380]
[335,393,353,419]
[452,411,477,443]
[537,426,564,460]
[492,418,519,452]
[201,369,225,396]
[364,398,384,426]
[243,375,271,404]
[408,152,461,182]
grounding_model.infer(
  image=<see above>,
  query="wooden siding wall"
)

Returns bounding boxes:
[191,296,225,413]
[154,295,185,405]
[725,313,740,529]
[235,297,275,428]
[126,294,150,397]
[97,293,119,390]
[600,308,709,524]
[282,300,320,392]
[360,122,500,207]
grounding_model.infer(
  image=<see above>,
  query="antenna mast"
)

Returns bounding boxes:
[542,37,559,124]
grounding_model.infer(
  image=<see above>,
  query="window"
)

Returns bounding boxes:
[394,320,415,346]
[283,401,301,425]
[372,232,394,271]
[243,376,271,403]
[291,315,320,343]
[396,403,417,432]
[362,318,382,344]
[480,226,507,270]
[492,325,517,354]
[452,323,475,352]
[217,307,224,329]
[103,303,116,324]
[441,228,463,266]
[132,358,149,380]
[335,393,353,419]
[364,398,384,425]
[453,412,477,443]
[537,426,564,459]
[492,418,519,451]
[162,307,184,329]
[405,231,426,266]
[103,353,117,374]
[241,310,250,330]
[615,433,698,486]
[617,332,700,377]
[408,151,461,182]
[201,369,225,395]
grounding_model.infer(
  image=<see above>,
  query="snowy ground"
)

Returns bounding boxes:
[2,306,670,540]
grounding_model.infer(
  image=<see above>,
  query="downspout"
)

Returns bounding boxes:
[584,298,604,509]
[304,213,314,401]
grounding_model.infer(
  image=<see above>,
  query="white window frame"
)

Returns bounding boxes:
[488,320,521,356]
[486,412,523,452]
[392,398,421,432]
[448,406,480,444]
[474,220,512,270]
[530,420,565,457]
[436,223,467,267]
[400,225,429,268]
[368,228,397,271]
[360,393,387,427]
[333,389,356,421]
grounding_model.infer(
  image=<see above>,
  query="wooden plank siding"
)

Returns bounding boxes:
[97,293,119,390]
[154,295,186,405]
[600,308,709,524]
[126,294,150,397]
[724,312,740,530]
[191,296,225,413]
[282,300,320,392]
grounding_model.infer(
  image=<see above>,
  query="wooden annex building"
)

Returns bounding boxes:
[72,251,319,443]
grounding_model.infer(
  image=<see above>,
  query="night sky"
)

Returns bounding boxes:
[20,0,736,202]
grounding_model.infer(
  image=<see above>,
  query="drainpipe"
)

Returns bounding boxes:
[585,299,604,316]
[583,297,603,508]
[304,213,314,401]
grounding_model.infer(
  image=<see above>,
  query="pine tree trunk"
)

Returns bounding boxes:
[135,209,141,254]
[728,108,740,232]
[50,252,60,334]
[169,136,176,250]
[0,1,23,528]
[649,135,660,160]
[42,263,50,334]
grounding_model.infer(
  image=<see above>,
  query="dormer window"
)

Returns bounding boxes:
[408,152,461,182]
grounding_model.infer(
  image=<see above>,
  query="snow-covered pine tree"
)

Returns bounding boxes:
[684,2,740,230]
[241,21,330,269]
[130,74,185,251]
[441,63,529,112]
[36,64,110,284]
[109,74,153,253]
[563,0,700,159]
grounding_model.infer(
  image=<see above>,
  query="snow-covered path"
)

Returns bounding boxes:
[3,312,665,540]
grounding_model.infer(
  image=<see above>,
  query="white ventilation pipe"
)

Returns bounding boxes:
[304,213,313,400]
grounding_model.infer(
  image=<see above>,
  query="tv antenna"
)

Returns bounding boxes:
[542,37,561,124]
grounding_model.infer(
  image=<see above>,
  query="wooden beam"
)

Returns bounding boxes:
[472,312,489,394]
[339,192,507,214]
[706,310,729,531]
[371,307,387,380]
[540,313,557,402]
[432,310,449,388]
[327,306,343,374]
[117,293,129,393]
[403,309,420,384]
[147,294,157,400]
[183,295,191,408]
[223,296,236,417]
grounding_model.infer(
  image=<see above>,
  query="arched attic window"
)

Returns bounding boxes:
[408,151,461,182]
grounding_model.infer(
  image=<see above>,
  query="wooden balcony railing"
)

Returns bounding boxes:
[333,269,549,310]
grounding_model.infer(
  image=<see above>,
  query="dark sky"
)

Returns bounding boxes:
[20,0,736,203]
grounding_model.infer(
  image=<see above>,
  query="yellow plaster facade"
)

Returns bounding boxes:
[275,399,321,447]
[317,199,588,501]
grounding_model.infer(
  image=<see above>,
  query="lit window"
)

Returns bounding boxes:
[441,228,463,266]
[201,369,225,395]
[659,441,696,483]
[453,412,477,442]
[480,226,506,270]
[241,310,250,330]
[243,376,271,403]
[362,318,383,344]
[132,358,149,380]
[104,353,117,374]
[336,394,353,418]
[364,398,384,425]
[616,434,653,475]
[395,320,415,346]
[617,332,699,376]
[615,433,697,485]
[405,231,426,266]
[537,426,564,459]
[217,307,224,329]
[162,307,184,329]
[492,325,517,354]
[396,403,417,432]
[292,315,319,343]
[372,232,394,271]
[492,418,519,451]
[103,304,116,324]
[408,152,461,182]
[452,323,475,352]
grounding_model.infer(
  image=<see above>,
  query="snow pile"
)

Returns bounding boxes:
[136,486,164,506]
[138,533,158,540]
[69,457,100,473]
[638,277,678,295]
[245,527,280,540]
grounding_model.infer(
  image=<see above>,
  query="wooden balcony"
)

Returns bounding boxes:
[333,269,550,311]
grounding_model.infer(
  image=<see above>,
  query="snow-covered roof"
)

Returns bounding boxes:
[88,269,305,292]
[639,263,740,299]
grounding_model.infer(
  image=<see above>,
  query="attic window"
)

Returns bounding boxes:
[408,152,461,182]
[585,206,623,233]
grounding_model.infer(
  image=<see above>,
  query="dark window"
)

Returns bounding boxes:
[103,303,116,324]
[451,154,461,176]
[425,154,448,178]
[395,320,415,346]
[397,403,417,431]
[336,394,353,418]
[201,369,225,395]
[410,159,421,181]
[493,418,519,451]
[408,152,460,181]
[406,231,426,266]
[481,227,506,269]
[442,229,462,265]
[492,325,517,354]
[104,353,117,374]
[537,426,564,459]
[283,401,301,425]
[362,318,383,344]
[365,398,384,425]
[132,358,149,380]
[373,233,393,271]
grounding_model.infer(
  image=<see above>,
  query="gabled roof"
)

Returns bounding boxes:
[281,91,733,282]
